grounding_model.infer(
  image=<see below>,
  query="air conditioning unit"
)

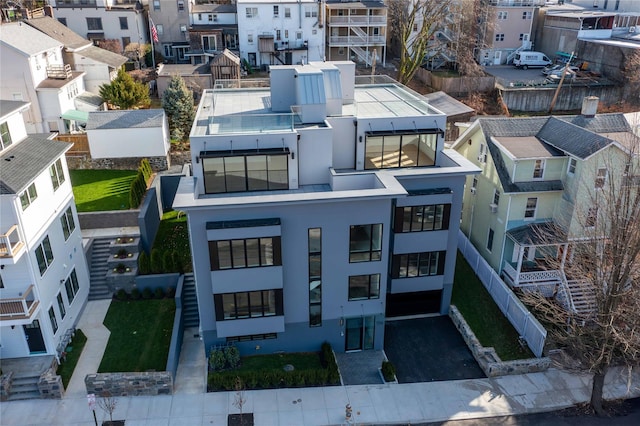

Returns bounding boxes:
[489,203,498,213]
[470,187,477,195]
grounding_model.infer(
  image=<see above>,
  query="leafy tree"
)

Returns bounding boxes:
[162,75,195,141]
[387,0,451,85]
[99,68,150,110]
[523,139,640,416]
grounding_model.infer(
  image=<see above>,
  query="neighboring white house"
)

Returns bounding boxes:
[86,109,171,162]
[46,1,147,49]
[0,22,103,134]
[25,15,128,94]
[236,0,325,69]
[0,100,90,360]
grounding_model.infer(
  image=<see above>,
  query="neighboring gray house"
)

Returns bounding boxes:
[173,61,479,355]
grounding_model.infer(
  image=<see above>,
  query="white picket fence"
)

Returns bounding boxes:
[457,231,547,358]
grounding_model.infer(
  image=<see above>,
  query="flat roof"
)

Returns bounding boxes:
[194,77,442,136]
[493,136,564,159]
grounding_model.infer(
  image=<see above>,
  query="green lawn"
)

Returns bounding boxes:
[154,210,192,272]
[70,170,137,212]
[56,329,87,388]
[238,353,322,372]
[452,252,533,361]
[99,299,175,373]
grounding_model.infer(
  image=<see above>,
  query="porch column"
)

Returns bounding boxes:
[515,244,525,286]
[560,242,569,269]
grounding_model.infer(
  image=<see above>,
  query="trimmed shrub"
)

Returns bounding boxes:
[154,287,165,299]
[172,251,184,274]
[115,289,128,301]
[138,251,150,275]
[130,288,141,300]
[162,250,175,273]
[224,346,240,369]
[381,361,396,382]
[166,286,176,298]
[150,248,163,274]
[209,349,226,372]
[142,287,153,299]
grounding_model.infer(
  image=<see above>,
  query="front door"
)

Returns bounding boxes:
[493,51,502,65]
[285,52,293,65]
[345,316,375,351]
[24,320,46,353]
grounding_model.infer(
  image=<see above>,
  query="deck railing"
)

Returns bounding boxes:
[0,225,25,259]
[0,285,39,320]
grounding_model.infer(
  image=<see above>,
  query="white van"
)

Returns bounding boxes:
[513,52,552,69]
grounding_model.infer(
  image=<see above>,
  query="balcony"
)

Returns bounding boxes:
[327,16,387,26]
[0,285,40,321]
[502,260,561,295]
[0,225,25,264]
[487,0,544,6]
[54,0,98,7]
[328,35,386,47]
[47,64,73,80]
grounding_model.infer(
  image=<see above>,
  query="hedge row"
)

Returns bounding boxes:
[114,286,176,301]
[207,342,341,392]
[138,249,184,274]
[129,159,153,208]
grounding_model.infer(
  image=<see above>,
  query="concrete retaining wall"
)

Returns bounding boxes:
[415,68,495,97]
[85,372,173,396]
[449,305,550,377]
[499,83,623,112]
[166,275,185,378]
[78,210,141,230]
[138,187,161,254]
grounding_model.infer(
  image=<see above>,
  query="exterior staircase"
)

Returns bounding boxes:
[6,374,40,401]
[555,271,597,317]
[88,238,112,300]
[182,273,199,328]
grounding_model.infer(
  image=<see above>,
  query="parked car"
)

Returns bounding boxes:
[546,66,580,81]
[542,64,562,75]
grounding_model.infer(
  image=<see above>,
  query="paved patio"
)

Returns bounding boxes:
[384,316,485,383]
[334,350,385,385]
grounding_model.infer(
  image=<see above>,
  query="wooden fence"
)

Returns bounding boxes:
[54,133,90,155]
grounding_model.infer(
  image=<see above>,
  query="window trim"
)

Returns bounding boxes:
[57,292,66,319]
[393,204,451,233]
[49,306,58,334]
[0,121,12,150]
[214,289,283,321]
[60,206,76,241]
[86,17,103,31]
[50,159,66,191]
[348,274,381,301]
[487,228,495,252]
[349,223,383,263]
[65,269,80,304]
[35,235,54,276]
[19,183,38,211]
[119,16,128,30]
[533,159,545,179]
[391,251,445,278]
[209,236,281,270]
[308,228,322,327]
[595,167,607,189]
[524,197,537,219]
[567,158,577,175]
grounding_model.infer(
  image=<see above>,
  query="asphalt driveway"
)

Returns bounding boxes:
[384,316,485,383]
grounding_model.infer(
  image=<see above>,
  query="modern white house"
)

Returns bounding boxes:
[25,16,128,94]
[173,61,479,354]
[0,100,90,360]
[0,22,102,134]
[86,109,171,167]
[236,0,325,69]
[46,0,148,49]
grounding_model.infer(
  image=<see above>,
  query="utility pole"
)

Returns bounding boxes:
[548,51,575,114]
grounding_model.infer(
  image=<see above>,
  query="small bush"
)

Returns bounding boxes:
[162,250,175,273]
[209,349,226,371]
[224,346,240,369]
[172,251,184,274]
[166,286,176,298]
[142,287,153,299]
[115,289,128,301]
[381,361,396,382]
[130,288,141,300]
[150,249,163,274]
[138,251,150,275]
[154,287,165,299]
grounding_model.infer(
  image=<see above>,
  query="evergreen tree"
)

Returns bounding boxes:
[161,75,195,141]
[99,68,150,110]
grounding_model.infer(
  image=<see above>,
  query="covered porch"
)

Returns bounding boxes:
[501,222,568,296]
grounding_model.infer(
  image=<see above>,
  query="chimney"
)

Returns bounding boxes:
[581,96,599,118]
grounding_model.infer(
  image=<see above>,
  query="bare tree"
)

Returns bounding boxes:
[452,0,490,77]
[387,0,451,85]
[232,376,248,426]
[97,391,118,423]
[623,49,640,106]
[523,138,640,416]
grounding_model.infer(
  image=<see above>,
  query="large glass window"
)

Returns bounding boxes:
[50,159,66,191]
[203,153,289,194]
[65,269,80,304]
[210,237,280,270]
[348,274,380,300]
[392,251,445,278]
[349,224,382,262]
[395,204,450,233]
[60,206,76,240]
[0,121,11,150]
[364,132,437,169]
[308,228,321,327]
[35,236,54,276]
[215,289,282,320]
[19,183,38,210]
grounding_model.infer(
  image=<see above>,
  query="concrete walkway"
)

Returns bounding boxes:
[173,327,207,394]
[65,300,112,398]
[3,366,640,425]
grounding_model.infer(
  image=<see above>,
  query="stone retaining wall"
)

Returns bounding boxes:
[38,368,64,399]
[170,151,191,166]
[449,305,551,377]
[85,372,173,397]
[0,372,13,401]
[66,154,170,172]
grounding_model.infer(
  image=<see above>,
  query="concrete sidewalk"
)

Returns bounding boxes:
[3,365,640,425]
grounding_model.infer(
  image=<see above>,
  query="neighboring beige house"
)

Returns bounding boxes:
[325,0,387,66]
[477,0,543,65]
[451,97,639,315]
